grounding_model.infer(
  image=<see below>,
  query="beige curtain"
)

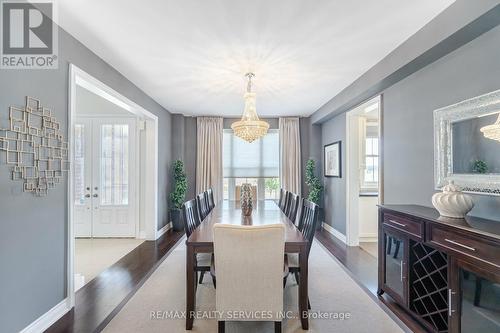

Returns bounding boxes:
[279,118,301,195]
[196,117,223,202]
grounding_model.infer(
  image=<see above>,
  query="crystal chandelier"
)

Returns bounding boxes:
[480,112,500,142]
[231,73,269,143]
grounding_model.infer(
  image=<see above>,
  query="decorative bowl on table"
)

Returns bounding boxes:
[432,181,474,218]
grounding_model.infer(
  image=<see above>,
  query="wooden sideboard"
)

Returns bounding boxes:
[378,205,500,333]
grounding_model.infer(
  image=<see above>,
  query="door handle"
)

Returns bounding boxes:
[389,219,406,227]
[85,194,91,198]
[93,194,98,198]
[400,261,404,281]
[448,289,456,316]
[444,238,475,252]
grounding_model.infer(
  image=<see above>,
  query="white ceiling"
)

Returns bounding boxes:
[59,0,454,117]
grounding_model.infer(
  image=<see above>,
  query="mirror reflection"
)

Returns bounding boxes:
[452,112,500,174]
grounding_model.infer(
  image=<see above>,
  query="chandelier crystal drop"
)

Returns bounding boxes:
[231,73,269,143]
[480,112,500,142]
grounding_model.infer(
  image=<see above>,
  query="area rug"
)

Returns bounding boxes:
[103,238,404,332]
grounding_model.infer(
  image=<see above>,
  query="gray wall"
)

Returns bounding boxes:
[321,113,347,233]
[300,117,322,198]
[0,27,172,332]
[383,24,500,221]
[320,23,500,234]
[171,115,197,201]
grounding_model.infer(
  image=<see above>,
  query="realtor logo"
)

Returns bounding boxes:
[1,0,58,69]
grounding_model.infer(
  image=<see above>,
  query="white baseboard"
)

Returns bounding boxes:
[20,298,70,333]
[359,233,378,242]
[156,222,172,239]
[322,222,347,244]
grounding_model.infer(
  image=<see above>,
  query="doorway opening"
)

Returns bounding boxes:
[68,65,159,301]
[345,96,381,258]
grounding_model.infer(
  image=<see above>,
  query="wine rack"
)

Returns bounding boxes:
[409,241,449,333]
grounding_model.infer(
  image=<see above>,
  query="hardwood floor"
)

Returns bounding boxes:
[46,229,184,333]
[315,228,428,333]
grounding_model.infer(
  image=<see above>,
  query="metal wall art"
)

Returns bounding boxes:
[0,97,69,196]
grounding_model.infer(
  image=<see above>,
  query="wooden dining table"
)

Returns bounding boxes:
[185,200,310,330]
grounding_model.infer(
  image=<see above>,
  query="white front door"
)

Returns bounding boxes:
[74,118,137,238]
[74,119,92,237]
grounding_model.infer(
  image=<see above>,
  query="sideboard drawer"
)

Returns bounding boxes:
[383,213,423,240]
[429,224,500,269]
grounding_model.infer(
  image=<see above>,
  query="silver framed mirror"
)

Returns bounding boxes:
[434,89,500,196]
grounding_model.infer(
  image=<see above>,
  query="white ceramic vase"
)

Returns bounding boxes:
[432,181,474,218]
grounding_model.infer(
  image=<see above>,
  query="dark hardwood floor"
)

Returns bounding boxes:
[315,228,428,333]
[46,229,184,333]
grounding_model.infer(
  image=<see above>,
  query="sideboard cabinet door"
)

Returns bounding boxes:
[383,229,408,305]
[449,258,500,333]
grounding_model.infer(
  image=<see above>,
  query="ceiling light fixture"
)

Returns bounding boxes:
[480,112,500,142]
[231,73,269,143]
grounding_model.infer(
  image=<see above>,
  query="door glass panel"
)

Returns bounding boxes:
[384,231,405,300]
[460,268,500,332]
[74,124,85,205]
[100,124,129,206]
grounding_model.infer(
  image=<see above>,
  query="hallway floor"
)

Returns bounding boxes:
[360,241,378,258]
[75,238,145,287]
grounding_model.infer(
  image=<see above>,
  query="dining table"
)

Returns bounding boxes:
[185,200,310,330]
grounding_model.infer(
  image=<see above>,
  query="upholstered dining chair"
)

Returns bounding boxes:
[182,199,212,285]
[285,192,300,224]
[207,188,215,210]
[214,224,286,333]
[197,192,210,221]
[284,199,319,308]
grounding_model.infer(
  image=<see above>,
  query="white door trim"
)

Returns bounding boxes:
[345,95,382,247]
[68,64,159,308]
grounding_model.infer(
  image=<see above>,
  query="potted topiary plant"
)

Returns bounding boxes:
[305,159,323,228]
[170,160,187,231]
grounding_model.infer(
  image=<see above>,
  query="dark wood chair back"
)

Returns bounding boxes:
[286,192,300,223]
[297,199,320,256]
[282,191,291,214]
[278,189,286,210]
[207,188,215,210]
[182,199,200,238]
[197,192,210,220]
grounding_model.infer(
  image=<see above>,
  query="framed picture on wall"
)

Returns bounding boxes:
[324,141,341,177]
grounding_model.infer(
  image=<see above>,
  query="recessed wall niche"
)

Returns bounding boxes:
[0,97,69,196]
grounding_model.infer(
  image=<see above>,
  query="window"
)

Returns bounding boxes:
[74,124,85,205]
[223,129,279,200]
[101,124,129,205]
[360,121,379,193]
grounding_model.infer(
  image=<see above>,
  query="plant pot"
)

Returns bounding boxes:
[171,209,183,232]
